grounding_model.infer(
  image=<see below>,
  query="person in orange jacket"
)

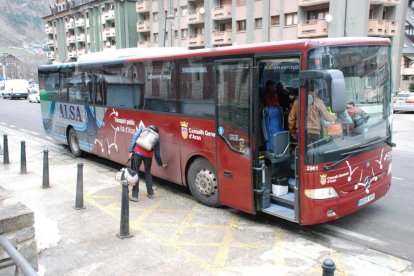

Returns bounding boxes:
[288,82,336,144]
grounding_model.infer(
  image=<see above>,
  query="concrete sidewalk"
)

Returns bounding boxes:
[0,125,413,276]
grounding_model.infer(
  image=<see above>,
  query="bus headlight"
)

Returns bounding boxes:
[304,187,339,199]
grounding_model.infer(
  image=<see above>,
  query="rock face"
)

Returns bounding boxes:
[0,0,51,47]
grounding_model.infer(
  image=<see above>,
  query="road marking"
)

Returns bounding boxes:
[20,128,40,136]
[320,224,390,247]
[392,176,404,181]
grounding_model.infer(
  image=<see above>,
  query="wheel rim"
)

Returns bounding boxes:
[194,168,217,196]
[70,131,79,153]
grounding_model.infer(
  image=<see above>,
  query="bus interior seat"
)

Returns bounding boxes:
[263,131,290,164]
[262,105,284,152]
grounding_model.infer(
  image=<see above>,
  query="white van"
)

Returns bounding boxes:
[0,79,29,99]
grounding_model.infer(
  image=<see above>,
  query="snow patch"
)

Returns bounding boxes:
[34,212,61,252]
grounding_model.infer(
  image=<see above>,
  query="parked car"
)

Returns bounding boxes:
[28,89,40,103]
[0,79,29,99]
[393,91,414,113]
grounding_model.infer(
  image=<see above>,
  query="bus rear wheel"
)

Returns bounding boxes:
[68,128,82,157]
[187,158,219,207]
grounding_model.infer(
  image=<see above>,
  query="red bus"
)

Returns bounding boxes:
[38,37,393,225]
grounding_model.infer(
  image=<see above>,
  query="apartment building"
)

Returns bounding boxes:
[401,0,414,91]
[43,0,406,87]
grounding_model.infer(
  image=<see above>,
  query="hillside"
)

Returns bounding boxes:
[0,0,53,47]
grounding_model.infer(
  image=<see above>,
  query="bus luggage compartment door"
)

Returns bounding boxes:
[215,59,254,214]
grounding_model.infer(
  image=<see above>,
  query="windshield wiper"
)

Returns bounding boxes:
[324,152,358,171]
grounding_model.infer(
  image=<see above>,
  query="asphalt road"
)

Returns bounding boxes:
[1,98,413,262]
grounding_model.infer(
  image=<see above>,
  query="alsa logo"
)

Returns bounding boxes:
[59,104,83,122]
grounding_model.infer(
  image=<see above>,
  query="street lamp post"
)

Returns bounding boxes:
[163,15,175,47]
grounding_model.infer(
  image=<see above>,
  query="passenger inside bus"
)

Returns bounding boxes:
[261,79,279,107]
[288,81,336,144]
[275,81,292,130]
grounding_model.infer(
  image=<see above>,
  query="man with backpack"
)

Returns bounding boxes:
[128,125,167,201]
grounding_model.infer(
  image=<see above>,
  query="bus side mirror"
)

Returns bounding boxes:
[299,69,347,113]
[329,70,346,113]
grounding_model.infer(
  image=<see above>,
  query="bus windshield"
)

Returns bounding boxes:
[306,45,391,164]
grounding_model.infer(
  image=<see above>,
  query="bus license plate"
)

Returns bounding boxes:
[357,193,375,207]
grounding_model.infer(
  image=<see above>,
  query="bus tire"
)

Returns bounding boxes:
[187,158,219,207]
[68,128,82,157]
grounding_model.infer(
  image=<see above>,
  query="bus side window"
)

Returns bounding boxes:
[177,57,214,118]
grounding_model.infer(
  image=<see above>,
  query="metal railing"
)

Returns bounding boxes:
[0,235,37,276]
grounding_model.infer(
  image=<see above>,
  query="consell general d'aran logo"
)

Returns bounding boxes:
[180,121,215,141]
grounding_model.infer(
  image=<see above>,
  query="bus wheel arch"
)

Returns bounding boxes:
[187,157,219,207]
[67,127,82,157]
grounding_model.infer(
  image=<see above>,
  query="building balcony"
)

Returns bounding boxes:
[85,20,89,28]
[370,0,400,5]
[66,21,75,30]
[297,19,327,38]
[138,41,150,48]
[68,51,77,58]
[48,52,56,61]
[298,0,329,6]
[104,27,116,38]
[212,5,232,20]
[137,21,150,32]
[368,19,386,36]
[212,31,232,46]
[188,10,205,24]
[188,34,205,47]
[67,35,76,43]
[401,67,414,75]
[103,10,115,21]
[45,26,53,34]
[75,18,84,27]
[385,20,397,36]
[87,34,91,42]
[46,39,54,46]
[76,34,86,42]
[77,48,86,56]
[105,45,117,50]
[136,0,150,13]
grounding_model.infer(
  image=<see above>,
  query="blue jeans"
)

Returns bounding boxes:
[131,154,154,197]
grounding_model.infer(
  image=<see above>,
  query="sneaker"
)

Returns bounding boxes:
[147,194,154,199]
[129,196,139,202]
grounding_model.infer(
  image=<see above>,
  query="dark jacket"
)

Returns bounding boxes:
[128,127,163,166]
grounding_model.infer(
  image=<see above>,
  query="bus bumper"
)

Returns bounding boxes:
[300,177,391,225]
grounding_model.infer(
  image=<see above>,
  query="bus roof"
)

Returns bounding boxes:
[39,37,390,70]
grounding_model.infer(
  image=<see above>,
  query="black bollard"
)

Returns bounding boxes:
[322,259,336,276]
[20,141,27,174]
[3,134,9,164]
[117,180,132,239]
[42,150,50,189]
[74,162,85,209]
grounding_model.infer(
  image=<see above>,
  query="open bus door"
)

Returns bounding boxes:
[215,59,255,214]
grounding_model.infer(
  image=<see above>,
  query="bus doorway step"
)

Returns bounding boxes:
[262,204,296,222]
[270,191,294,207]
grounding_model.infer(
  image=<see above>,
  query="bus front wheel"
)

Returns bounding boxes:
[68,128,82,157]
[187,158,219,207]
